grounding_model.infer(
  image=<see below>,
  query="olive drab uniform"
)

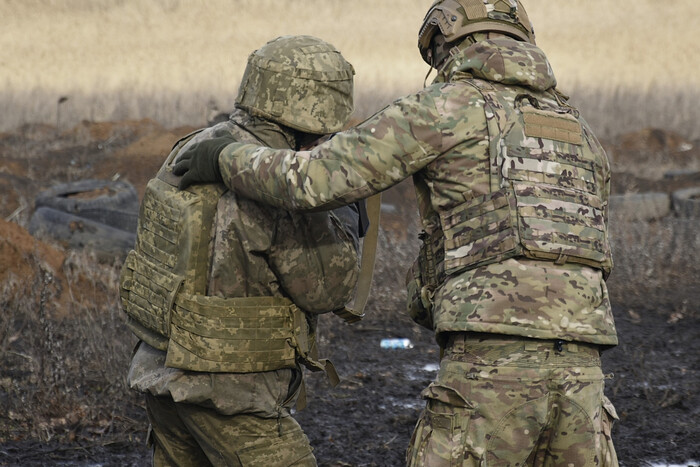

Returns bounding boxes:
[124,111,360,466]
[122,35,359,467]
[209,22,620,467]
[121,120,346,376]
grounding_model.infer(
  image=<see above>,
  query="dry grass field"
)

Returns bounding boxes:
[2,0,700,139]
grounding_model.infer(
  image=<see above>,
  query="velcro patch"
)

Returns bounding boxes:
[523,108,583,145]
[459,0,488,19]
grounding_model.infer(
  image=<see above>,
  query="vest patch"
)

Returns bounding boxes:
[523,108,583,145]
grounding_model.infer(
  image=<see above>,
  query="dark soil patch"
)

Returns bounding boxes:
[2,307,696,467]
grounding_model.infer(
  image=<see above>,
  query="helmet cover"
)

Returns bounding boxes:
[235,35,355,134]
[418,0,536,65]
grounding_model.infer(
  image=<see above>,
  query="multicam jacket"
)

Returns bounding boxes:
[217,39,618,347]
[127,108,360,414]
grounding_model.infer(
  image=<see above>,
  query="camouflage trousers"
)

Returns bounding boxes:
[406,333,619,466]
[145,393,316,467]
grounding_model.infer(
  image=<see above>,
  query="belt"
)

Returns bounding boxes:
[445,332,601,357]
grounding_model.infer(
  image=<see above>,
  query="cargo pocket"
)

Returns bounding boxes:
[235,422,315,467]
[406,410,430,467]
[407,383,473,467]
[600,395,619,466]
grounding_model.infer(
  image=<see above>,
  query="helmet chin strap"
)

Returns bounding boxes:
[423,63,435,88]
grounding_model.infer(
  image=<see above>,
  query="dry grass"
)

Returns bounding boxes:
[607,217,700,316]
[0,249,140,444]
[2,0,699,138]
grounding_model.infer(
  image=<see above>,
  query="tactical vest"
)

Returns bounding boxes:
[437,80,613,280]
[119,132,323,374]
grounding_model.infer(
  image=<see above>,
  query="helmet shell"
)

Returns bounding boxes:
[418,0,536,65]
[235,35,355,134]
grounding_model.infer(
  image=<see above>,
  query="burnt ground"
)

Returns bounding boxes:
[1,306,697,467]
[0,121,699,466]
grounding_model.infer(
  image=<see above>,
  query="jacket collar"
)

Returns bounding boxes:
[437,38,557,92]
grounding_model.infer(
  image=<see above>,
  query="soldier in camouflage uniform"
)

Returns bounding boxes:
[121,35,361,466]
[174,1,620,465]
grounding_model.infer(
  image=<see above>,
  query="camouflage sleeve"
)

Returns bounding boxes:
[269,207,360,314]
[218,90,444,211]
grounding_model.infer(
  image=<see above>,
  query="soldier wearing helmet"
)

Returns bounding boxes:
[176,1,620,465]
[122,35,363,466]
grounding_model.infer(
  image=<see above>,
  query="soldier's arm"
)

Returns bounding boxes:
[218,91,444,211]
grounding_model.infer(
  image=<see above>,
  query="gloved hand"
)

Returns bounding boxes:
[172,135,236,190]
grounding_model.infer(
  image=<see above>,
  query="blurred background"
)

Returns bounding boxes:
[2,0,699,139]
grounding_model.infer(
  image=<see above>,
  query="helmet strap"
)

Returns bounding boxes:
[423,63,435,88]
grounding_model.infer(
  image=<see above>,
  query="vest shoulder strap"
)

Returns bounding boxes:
[334,193,382,324]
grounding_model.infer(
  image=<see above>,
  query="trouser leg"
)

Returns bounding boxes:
[406,334,619,467]
[145,392,317,467]
[145,393,210,467]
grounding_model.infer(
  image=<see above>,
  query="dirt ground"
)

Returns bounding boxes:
[1,120,699,466]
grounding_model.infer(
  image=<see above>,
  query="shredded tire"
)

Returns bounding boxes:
[34,179,139,231]
[29,206,136,257]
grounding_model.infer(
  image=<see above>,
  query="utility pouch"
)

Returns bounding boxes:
[440,189,519,276]
[406,230,441,329]
[406,256,433,330]
[119,249,184,351]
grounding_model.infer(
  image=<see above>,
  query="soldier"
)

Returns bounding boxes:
[174,1,620,465]
[120,35,363,466]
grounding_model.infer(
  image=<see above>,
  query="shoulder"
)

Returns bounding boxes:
[422,80,488,118]
[368,83,483,126]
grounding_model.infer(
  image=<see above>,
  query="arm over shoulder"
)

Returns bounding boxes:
[219,89,446,211]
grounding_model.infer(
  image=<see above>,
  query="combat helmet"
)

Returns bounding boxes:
[235,35,355,134]
[418,0,536,65]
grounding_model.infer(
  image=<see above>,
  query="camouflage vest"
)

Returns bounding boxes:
[437,80,613,280]
[119,132,319,373]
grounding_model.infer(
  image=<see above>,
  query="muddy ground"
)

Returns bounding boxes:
[0,121,699,466]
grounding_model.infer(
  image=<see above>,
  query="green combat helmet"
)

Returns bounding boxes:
[418,0,536,65]
[235,35,355,134]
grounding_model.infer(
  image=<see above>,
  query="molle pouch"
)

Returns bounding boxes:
[406,255,433,330]
[406,229,444,328]
[119,249,184,351]
[440,190,520,276]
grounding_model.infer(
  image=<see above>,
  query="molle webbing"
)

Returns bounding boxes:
[438,80,612,277]
[121,248,321,373]
[166,295,307,373]
[120,254,314,373]
[120,249,182,351]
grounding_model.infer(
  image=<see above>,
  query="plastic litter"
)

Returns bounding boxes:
[380,338,414,349]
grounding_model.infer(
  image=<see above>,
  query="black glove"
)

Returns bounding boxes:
[172,135,235,190]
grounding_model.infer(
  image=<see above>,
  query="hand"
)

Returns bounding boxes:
[172,135,236,189]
